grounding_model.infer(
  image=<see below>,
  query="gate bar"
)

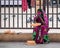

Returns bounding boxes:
[13,0,14,28]
[51,0,53,28]
[17,0,19,28]
[39,0,41,8]
[4,0,6,28]
[56,0,58,28]
[9,0,10,28]
[22,3,23,28]
[26,8,27,28]
[43,0,46,11]
[0,0,1,28]
[47,0,49,28]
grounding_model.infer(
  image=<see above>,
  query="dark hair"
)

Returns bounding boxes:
[37,9,45,21]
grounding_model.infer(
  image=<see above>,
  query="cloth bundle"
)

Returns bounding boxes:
[22,0,28,11]
[22,0,35,11]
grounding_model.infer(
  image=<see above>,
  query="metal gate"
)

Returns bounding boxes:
[0,0,41,29]
[45,0,60,29]
[0,0,60,29]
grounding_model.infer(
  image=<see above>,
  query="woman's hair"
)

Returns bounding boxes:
[37,9,45,21]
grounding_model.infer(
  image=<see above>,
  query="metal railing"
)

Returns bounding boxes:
[0,0,38,29]
[46,0,60,29]
[0,0,60,29]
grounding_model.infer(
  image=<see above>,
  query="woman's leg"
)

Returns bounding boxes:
[43,35,50,43]
[41,25,50,43]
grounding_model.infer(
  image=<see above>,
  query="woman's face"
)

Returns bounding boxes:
[37,11,41,16]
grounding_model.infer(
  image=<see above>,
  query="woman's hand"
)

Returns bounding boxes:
[44,29,47,32]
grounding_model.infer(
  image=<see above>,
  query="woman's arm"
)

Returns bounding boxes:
[31,23,41,27]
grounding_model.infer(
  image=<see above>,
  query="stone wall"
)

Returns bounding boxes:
[0,33,60,42]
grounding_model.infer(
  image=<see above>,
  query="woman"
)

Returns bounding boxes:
[32,8,49,44]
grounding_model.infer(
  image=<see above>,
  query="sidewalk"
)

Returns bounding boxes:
[0,42,60,48]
